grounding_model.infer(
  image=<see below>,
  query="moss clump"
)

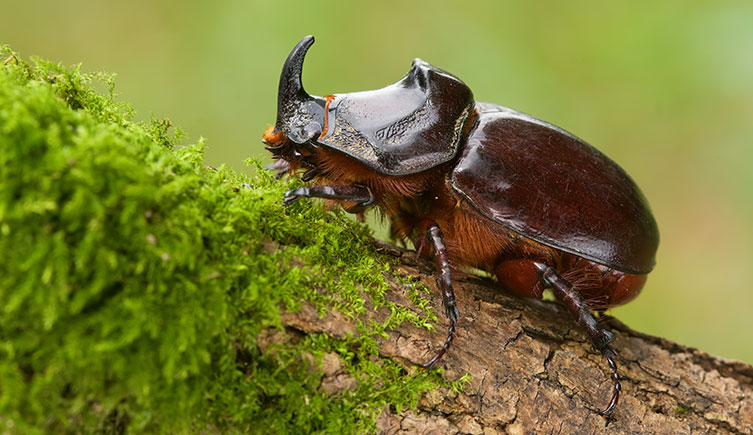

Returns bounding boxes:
[0,47,442,433]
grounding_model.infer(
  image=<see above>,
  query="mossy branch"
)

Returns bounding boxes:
[2,46,752,434]
[0,45,444,434]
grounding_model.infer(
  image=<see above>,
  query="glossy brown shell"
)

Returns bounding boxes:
[318,60,474,176]
[451,103,659,274]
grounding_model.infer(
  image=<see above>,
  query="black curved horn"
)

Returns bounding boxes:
[275,36,326,144]
[277,35,314,114]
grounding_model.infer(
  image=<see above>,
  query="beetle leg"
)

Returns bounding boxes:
[422,224,460,369]
[301,168,319,182]
[534,263,621,417]
[283,184,374,209]
[265,159,291,179]
[414,237,426,261]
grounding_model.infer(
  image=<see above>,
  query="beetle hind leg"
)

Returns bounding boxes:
[534,263,622,418]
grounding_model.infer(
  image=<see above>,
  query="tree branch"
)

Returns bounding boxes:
[279,240,753,434]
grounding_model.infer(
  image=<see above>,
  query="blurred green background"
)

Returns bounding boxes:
[4,1,753,364]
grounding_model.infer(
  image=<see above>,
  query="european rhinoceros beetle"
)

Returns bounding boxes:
[262,36,659,417]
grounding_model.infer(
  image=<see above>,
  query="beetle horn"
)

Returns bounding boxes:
[277,35,314,110]
[275,35,326,144]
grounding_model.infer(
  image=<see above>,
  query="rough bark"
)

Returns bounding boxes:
[278,241,753,434]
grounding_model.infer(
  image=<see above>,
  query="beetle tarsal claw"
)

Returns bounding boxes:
[282,188,304,206]
[444,300,459,322]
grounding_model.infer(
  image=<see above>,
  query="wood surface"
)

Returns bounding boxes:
[271,241,753,434]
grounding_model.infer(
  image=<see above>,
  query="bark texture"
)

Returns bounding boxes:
[279,241,753,434]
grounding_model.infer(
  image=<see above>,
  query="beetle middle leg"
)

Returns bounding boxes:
[534,263,621,418]
[421,224,460,369]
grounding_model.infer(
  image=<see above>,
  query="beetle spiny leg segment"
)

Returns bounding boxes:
[535,263,621,418]
[421,225,459,369]
[282,185,373,208]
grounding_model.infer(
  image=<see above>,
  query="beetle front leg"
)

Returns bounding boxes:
[535,263,621,418]
[422,224,460,369]
[265,159,291,180]
[283,185,374,212]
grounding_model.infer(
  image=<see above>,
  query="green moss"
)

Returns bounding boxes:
[0,46,449,433]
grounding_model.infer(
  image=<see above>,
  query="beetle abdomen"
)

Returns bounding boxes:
[451,104,659,275]
[495,256,646,308]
